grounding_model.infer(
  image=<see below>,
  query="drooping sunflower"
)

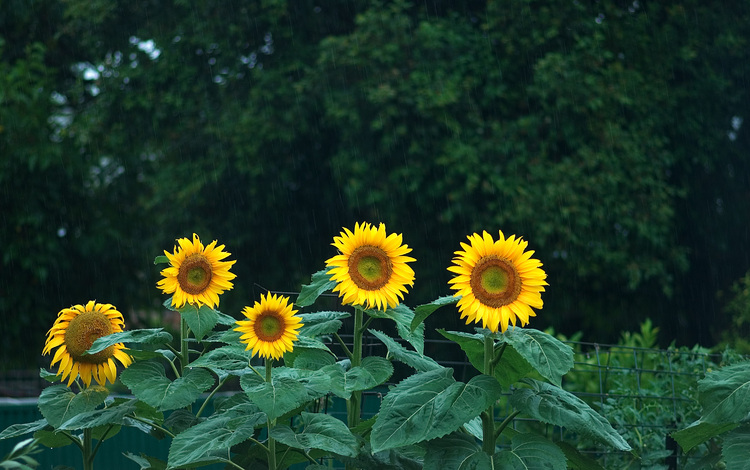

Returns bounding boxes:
[448,230,548,333]
[325,222,416,311]
[235,293,303,360]
[43,301,133,387]
[157,233,237,309]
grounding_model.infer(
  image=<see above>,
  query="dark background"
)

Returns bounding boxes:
[2,0,749,369]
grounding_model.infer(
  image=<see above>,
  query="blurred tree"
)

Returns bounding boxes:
[1,0,748,368]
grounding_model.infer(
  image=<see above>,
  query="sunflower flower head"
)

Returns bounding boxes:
[157,233,237,309]
[43,301,133,387]
[325,222,416,311]
[448,230,548,333]
[235,293,303,360]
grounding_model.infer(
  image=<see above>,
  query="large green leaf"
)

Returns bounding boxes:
[510,379,631,451]
[411,296,458,333]
[167,404,266,469]
[240,374,314,421]
[299,311,350,337]
[370,329,442,372]
[296,268,337,308]
[271,412,359,457]
[178,303,220,341]
[86,328,173,355]
[189,345,254,379]
[493,432,567,470]
[672,420,739,452]
[272,366,335,399]
[500,328,574,387]
[318,357,392,400]
[342,356,393,394]
[120,362,215,411]
[285,348,337,370]
[38,384,109,428]
[722,425,750,470]
[0,419,48,440]
[438,329,532,387]
[423,433,491,470]
[697,361,750,424]
[366,304,425,355]
[58,397,158,431]
[371,368,502,453]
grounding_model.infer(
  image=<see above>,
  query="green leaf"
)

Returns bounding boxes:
[294,335,334,352]
[284,347,337,370]
[299,311,350,337]
[86,328,173,355]
[672,420,739,452]
[411,296,458,332]
[722,425,750,470]
[297,268,337,308]
[369,329,442,372]
[123,452,168,470]
[59,397,155,431]
[39,368,61,383]
[509,379,631,451]
[697,361,750,424]
[438,329,532,387]
[271,412,359,457]
[555,442,606,470]
[423,433,491,470]
[189,345,254,379]
[154,255,169,265]
[371,368,502,453]
[34,429,75,448]
[500,328,574,387]
[178,304,220,341]
[168,405,266,468]
[345,356,393,394]
[120,362,215,411]
[240,374,314,421]
[0,419,47,440]
[215,311,238,326]
[494,432,567,470]
[38,384,109,428]
[272,366,335,399]
[365,304,425,355]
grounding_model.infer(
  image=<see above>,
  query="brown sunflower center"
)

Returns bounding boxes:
[178,254,213,295]
[469,256,522,308]
[347,246,393,291]
[64,311,115,364]
[254,311,286,342]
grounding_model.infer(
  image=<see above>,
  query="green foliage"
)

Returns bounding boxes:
[370,369,503,453]
[120,362,214,412]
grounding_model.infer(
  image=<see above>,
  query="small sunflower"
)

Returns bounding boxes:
[157,233,237,309]
[235,293,303,360]
[448,230,548,333]
[43,301,133,387]
[325,222,416,311]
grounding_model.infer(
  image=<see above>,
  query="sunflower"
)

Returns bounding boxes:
[325,222,416,311]
[43,301,133,387]
[448,230,548,333]
[157,233,237,309]
[235,293,303,360]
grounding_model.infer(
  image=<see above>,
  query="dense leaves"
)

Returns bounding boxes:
[371,368,502,453]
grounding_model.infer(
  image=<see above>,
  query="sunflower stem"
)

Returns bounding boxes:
[265,358,277,470]
[482,335,496,457]
[494,410,521,442]
[82,427,94,470]
[180,315,190,377]
[347,307,364,431]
